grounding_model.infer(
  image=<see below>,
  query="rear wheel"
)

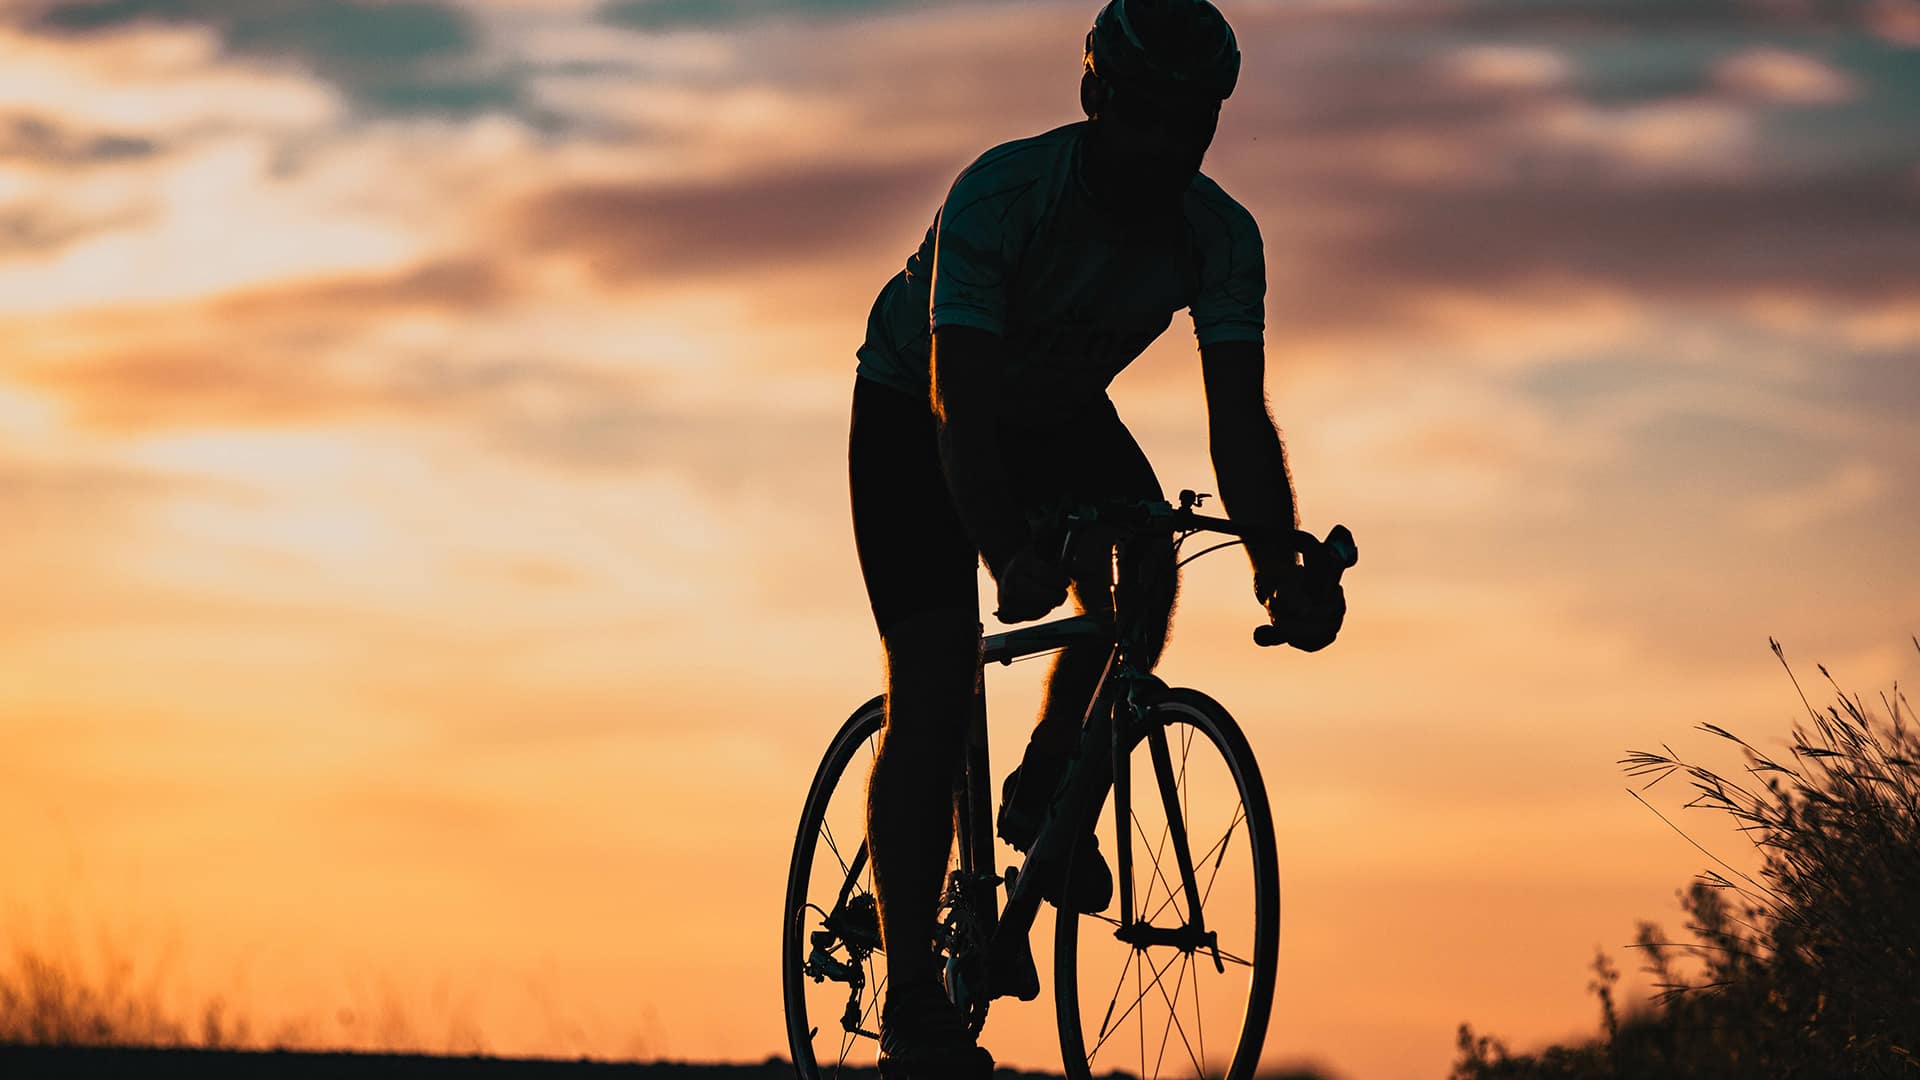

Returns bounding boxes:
[783,697,889,1080]
[1053,688,1280,1080]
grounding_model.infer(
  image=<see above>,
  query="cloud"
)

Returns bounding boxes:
[1738,460,1887,532]
[597,0,948,32]
[20,0,524,117]
[511,157,950,282]
[0,451,217,644]
[0,23,342,139]
[0,456,186,518]
[23,346,378,432]
[1190,8,1920,358]
[0,201,153,259]
[1868,0,1920,45]
[1444,0,1870,35]
[1714,47,1861,105]
[4,251,841,492]
[1443,45,1574,93]
[0,112,160,165]
[8,256,573,433]
[1316,168,1919,315]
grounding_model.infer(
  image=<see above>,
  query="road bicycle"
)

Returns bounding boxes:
[782,490,1356,1080]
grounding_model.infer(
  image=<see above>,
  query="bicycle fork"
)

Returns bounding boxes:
[1116,703,1225,971]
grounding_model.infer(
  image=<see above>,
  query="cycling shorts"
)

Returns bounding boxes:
[848,375,1163,637]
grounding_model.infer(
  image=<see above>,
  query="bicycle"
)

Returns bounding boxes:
[782,489,1356,1080]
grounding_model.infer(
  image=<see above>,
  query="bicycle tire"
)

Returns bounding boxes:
[783,695,887,1080]
[1053,687,1280,1080]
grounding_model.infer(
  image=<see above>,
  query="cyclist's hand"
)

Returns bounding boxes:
[994,546,1070,625]
[1261,574,1345,653]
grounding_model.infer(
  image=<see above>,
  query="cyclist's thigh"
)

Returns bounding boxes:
[848,375,981,650]
[1006,399,1176,620]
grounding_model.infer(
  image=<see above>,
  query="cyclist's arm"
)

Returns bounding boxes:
[1200,338,1300,593]
[931,324,1031,577]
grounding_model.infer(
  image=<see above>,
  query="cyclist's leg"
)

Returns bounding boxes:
[869,607,976,989]
[848,375,982,996]
[998,400,1177,840]
[1018,398,1177,755]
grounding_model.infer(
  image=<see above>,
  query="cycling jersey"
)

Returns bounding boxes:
[855,121,1265,426]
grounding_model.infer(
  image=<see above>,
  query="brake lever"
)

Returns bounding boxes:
[1253,524,1357,648]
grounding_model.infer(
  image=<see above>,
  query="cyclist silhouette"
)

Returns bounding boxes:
[846,2,1344,1075]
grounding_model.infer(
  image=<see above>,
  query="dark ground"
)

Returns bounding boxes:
[0,1048,1332,1079]
[0,1049,1063,1080]
[2,1050,803,1078]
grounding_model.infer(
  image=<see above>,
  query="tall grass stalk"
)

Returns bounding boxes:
[1453,638,1920,1079]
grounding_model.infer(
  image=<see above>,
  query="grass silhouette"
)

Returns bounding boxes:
[0,928,485,1055]
[0,945,207,1047]
[1452,638,1920,1079]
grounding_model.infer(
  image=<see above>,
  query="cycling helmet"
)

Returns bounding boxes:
[1083,0,1241,102]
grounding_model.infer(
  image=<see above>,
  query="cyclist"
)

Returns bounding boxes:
[847,1,1344,1075]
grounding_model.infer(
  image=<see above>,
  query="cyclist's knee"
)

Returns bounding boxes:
[880,606,979,675]
[879,605,979,748]
[1037,641,1109,728]
[1125,539,1177,671]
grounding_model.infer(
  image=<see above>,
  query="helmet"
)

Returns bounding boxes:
[1083,0,1241,103]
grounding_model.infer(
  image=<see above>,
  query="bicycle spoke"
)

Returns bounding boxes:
[1136,943,1147,1080]
[1150,949,1205,1080]
[1088,948,1152,1061]
[1082,927,1247,1079]
[1095,947,1136,1044]
[1149,802,1245,926]
[1194,949,1206,1075]
[1197,804,1247,910]
[1148,802,1174,918]
[1212,946,1252,968]
[1152,952,1189,1079]
[861,967,887,1035]
[1133,810,1184,924]
[821,820,850,878]
[1087,945,1184,1062]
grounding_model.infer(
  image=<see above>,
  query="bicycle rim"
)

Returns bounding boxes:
[783,696,888,1080]
[1053,688,1280,1080]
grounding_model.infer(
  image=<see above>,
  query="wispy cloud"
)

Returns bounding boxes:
[596,0,977,32]
[1739,460,1887,532]
[18,0,522,117]
[512,158,949,281]
[1714,46,1860,104]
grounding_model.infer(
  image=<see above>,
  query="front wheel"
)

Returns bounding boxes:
[1053,687,1280,1080]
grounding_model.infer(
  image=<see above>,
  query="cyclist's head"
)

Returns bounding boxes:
[1078,0,1240,208]
[1084,0,1240,105]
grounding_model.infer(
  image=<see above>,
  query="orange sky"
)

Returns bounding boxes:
[3,2,1918,1077]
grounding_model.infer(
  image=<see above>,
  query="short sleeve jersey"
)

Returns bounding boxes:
[855,121,1264,425]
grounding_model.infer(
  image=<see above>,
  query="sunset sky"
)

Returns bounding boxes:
[3,0,1917,1077]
